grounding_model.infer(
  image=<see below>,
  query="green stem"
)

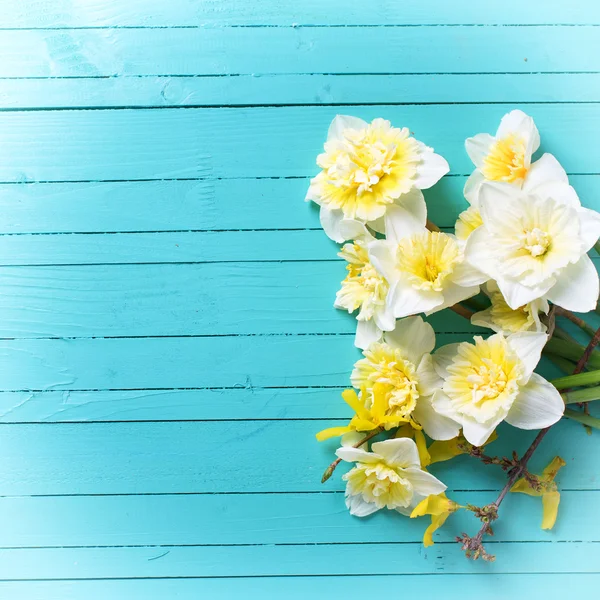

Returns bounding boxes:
[551,369,600,390]
[593,240,600,256]
[564,408,600,429]
[544,338,600,369]
[552,325,579,345]
[562,385,600,404]
[546,353,577,374]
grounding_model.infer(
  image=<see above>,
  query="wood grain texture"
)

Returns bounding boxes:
[2,74,600,110]
[0,420,594,495]
[0,27,599,78]
[2,0,599,27]
[1,1,599,595]
[0,105,599,183]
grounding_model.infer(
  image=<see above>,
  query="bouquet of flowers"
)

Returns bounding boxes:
[305,110,600,560]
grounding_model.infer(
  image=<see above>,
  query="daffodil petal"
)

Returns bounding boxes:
[413,144,450,189]
[423,512,451,547]
[316,426,352,441]
[413,393,461,441]
[355,318,382,350]
[403,468,447,497]
[371,438,421,468]
[384,191,427,244]
[541,491,561,530]
[465,133,495,167]
[506,331,548,379]
[384,316,435,365]
[545,255,599,313]
[505,373,565,430]
[345,492,381,517]
[327,114,368,142]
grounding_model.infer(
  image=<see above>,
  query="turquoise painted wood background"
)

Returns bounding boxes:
[0,1,599,597]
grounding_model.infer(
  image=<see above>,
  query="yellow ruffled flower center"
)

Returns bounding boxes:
[444,335,524,423]
[522,227,551,257]
[488,289,539,333]
[481,133,528,183]
[352,343,419,419]
[344,461,414,510]
[313,119,421,221]
[336,241,389,321]
[397,231,461,292]
[455,206,483,241]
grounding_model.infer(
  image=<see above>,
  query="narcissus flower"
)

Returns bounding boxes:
[351,316,460,440]
[511,456,566,530]
[335,234,394,349]
[306,115,449,242]
[369,219,486,319]
[337,437,447,517]
[471,281,549,334]
[410,493,462,547]
[431,331,564,446]
[464,181,600,312]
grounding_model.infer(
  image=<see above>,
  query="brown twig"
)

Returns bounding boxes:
[321,426,384,483]
[450,303,474,320]
[426,219,441,232]
[461,322,600,560]
[554,306,597,338]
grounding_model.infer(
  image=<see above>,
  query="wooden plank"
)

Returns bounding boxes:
[2,73,600,109]
[0,335,476,390]
[0,491,596,547]
[0,105,599,182]
[0,262,493,338]
[0,27,599,79]
[0,575,595,600]
[1,1,599,27]
[0,175,598,233]
[0,541,599,579]
[0,419,594,495]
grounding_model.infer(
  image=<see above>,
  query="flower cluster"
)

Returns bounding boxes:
[306,111,600,559]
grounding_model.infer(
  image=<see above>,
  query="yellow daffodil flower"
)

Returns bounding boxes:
[306,115,449,243]
[511,456,566,530]
[410,493,462,547]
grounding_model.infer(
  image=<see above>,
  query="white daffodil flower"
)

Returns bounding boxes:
[430,332,564,446]
[334,229,395,349]
[336,437,447,517]
[464,181,600,312]
[351,316,460,440]
[368,214,486,320]
[464,109,539,202]
[471,281,549,335]
[306,115,449,242]
[459,152,575,243]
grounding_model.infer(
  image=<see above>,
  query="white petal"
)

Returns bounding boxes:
[465,133,495,168]
[531,181,581,209]
[355,318,382,350]
[523,153,568,192]
[425,281,480,315]
[505,373,565,430]
[416,354,444,396]
[462,413,505,447]
[496,110,540,157]
[385,189,427,244]
[341,431,368,448]
[432,345,461,379]
[546,255,599,313]
[336,446,381,464]
[471,307,500,333]
[383,316,435,365]
[373,302,396,333]
[319,206,346,243]
[463,170,485,206]
[507,331,548,379]
[371,438,420,468]
[450,260,489,288]
[413,144,450,189]
[464,226,497,278]
[327,115,368,141]
[337,219,376,243]
[412,393,461,441]
[496,276,554,310]
[578,207,600,253]
[391,281,442,319]
[346,492,380,517]
[403,468,447,496]
[368,240,397,284]
[430,389,461,421]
